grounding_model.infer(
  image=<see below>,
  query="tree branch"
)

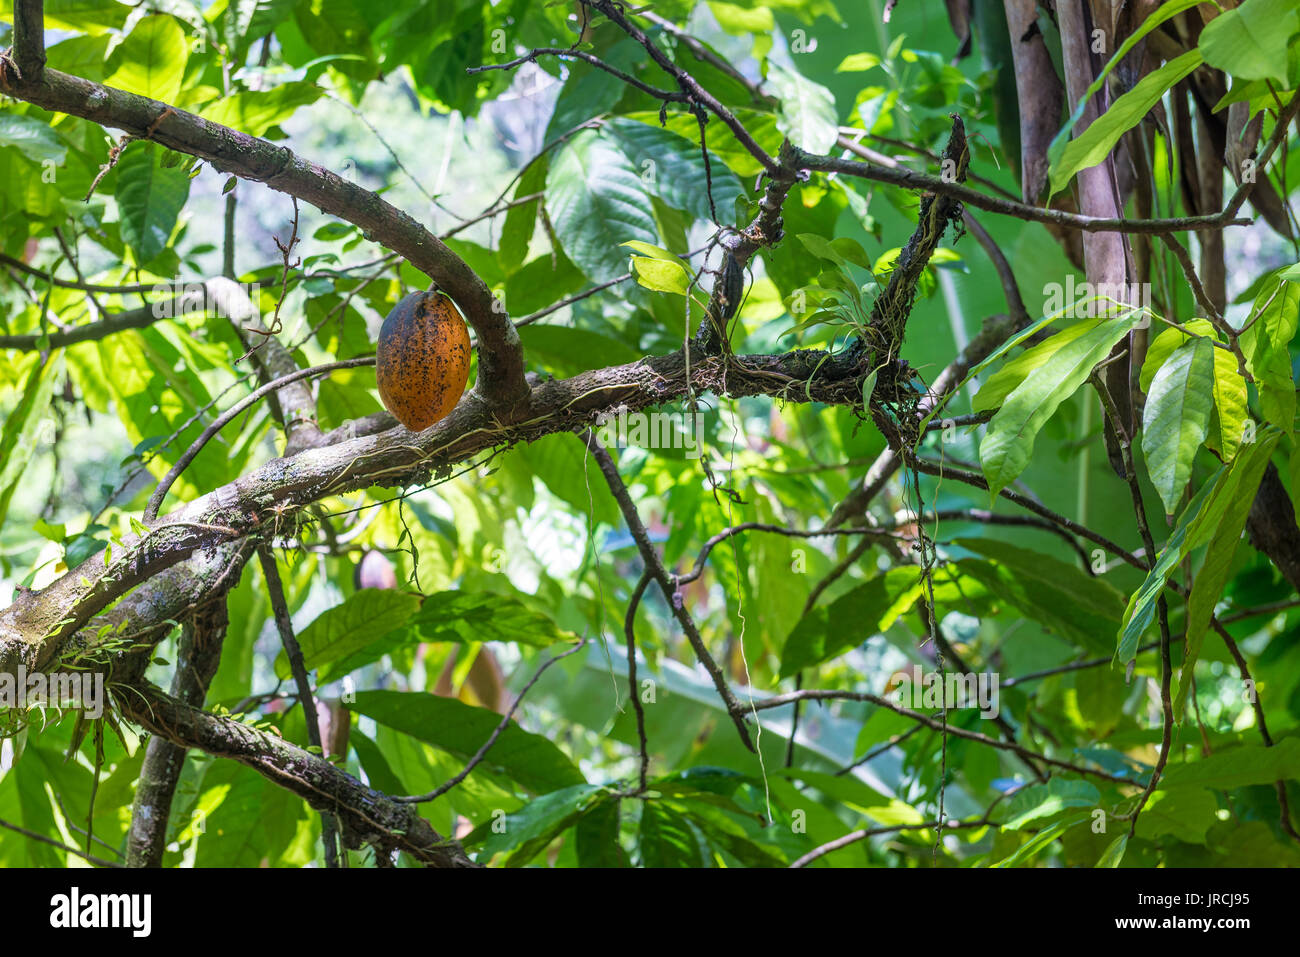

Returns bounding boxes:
[117,683,477,867]
[126,594,229,867]
[0,61,529,408]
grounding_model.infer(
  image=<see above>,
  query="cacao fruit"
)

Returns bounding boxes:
[376,290,471,431]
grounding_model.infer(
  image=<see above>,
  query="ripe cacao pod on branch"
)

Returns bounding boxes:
[375,290,471,431]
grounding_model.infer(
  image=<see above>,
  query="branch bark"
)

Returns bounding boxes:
[118,683,477,867]
[125,594,229,868]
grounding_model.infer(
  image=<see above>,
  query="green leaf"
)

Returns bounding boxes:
[500,158,547,273]
[346,690,586,794]
[980,314,1139,500]
[639,801,703,868]
[836,52,882,72]
[1047,0,1205,169]
[0,114,68,164]
[1134,786,1219,844]
[199,82,323,137]
[466,785,607,866]
[574,798,630,868]
[273,588,420,680]
[1119,430,1280,661]
[1161,738,1300,790]
[546,128,657,282]
[0,353,59,534]
[1176,431,1281,712]
[1240,272,1298,435]
[766,60,839,154]
[780,567,925,677]
[1096,834,1128,867]
[1142,337,1216,515]
[1198,0,1300,85]
[105,14,188,103]
[602,117,744,226]
[323,590,574,682]
[516,325,642,377]
[974,319,1111,413]
[630,256,691,296]
[954,540,1126,657]
[1001,779,1100,831]
[991,813,1089,867]
[1049,50,1202,195]
[113,142,191,264]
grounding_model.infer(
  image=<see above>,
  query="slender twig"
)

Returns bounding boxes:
[257,544,340,868]
[747,689,1135,784]
[145,357,375,520]
[0,816,120,868]
[621,571,653,794]
[789,818,992,868]
[581,431,755,751]
[394,639,588,803]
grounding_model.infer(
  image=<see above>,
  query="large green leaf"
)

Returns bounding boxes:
[1142,337,1216,515]
[0,352,59,533]
[980,314,1139,500]
[200,82,323,137]
[105,14,188,103]
[954,540,1126,657]
[113,142,191,264]
[602,117,745,226]
[1177,431,1281,712]
[973,319,1107,413]
[1198,0,1300,86]
[272,588,420,680]
[1119,430,1280,661]
[0,114,67,164]
[1161,738,1300,790]
[1001,779,1100,831]
[546,128,658,282]
[315,590,575,683]
[779,567,923,678]
[1241,272,1298,435]
[639,801,704,868]
[465,784,608,867]
[346,690,586,794]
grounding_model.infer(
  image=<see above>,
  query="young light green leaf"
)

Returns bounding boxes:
[974,319,1107,413]
[346,690,586,794]
[106,14,188,103]
[980,314,1138,500]
[546,128,657,282]
[1142,337,1216,515]
[630,256,691,296]
[0,353,60,534]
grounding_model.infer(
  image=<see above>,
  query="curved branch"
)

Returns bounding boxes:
[0,62,529,408]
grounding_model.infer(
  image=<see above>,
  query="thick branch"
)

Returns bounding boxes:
[0,63,528,407]
[11,0,45,80]
[125,595,228,868]
[118,683,477,867]
[0,344,867,670]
